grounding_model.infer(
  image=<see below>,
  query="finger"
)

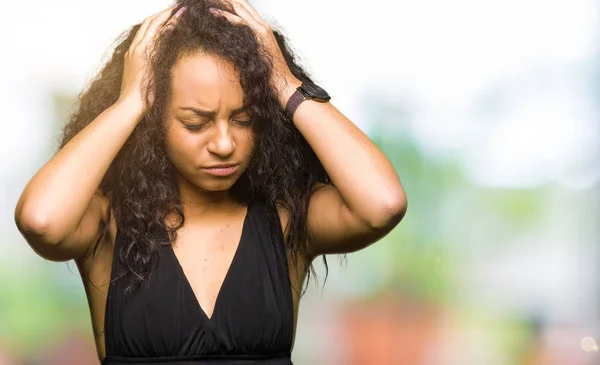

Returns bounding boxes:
[163,6,187,30]
[209,8,245,25]
[130,16,155,49]
[232,0,265,25]
[141,6,180,46]
[130,6,175,49]
[229,1,261,27]
[230,1,272,37]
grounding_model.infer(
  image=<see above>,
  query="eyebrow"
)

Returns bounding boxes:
[179,105,250,118]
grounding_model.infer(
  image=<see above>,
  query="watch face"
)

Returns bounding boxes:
[301,82,331,101]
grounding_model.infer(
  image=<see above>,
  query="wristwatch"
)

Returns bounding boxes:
[284,82,331,120]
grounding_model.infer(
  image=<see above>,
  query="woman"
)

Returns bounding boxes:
[15,0,407,364]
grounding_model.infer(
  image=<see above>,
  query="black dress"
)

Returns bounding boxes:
[101,198,295,365]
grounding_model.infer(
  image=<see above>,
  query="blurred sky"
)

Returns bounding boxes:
[2,0,598,296]
[2,0,599,191]
[2,1,600,364]
[1,0,598,311]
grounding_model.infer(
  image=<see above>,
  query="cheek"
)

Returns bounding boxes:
[165,126,197,162]
[240,130,256,157]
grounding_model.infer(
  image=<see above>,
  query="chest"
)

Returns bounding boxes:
[170,219,246,318]
[101,207,296,358]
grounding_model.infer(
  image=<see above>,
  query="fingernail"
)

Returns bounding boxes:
[175,6,187,18]
[209,7,220,16]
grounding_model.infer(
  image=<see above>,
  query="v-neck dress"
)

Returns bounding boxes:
[101,198,294,365]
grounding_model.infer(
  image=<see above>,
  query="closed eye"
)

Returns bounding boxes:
[182,122,208,131]
[233,118,252,126]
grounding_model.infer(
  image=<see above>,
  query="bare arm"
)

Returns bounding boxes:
[14,6,184,262]
[216,0,407,258]
[290,99,407,257]
[15,101,142,261]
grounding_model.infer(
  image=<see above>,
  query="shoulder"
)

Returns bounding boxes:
[271,182,329,244]
[249,196,287,236]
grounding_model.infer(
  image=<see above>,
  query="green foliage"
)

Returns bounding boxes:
[0,262,89,354]
[361,115,548,305]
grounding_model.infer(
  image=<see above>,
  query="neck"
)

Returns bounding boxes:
[175,175,240,219]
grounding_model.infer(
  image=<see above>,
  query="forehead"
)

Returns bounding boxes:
[170,52,243,107]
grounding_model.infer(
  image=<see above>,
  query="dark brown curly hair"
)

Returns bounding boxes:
[59,0,331,294]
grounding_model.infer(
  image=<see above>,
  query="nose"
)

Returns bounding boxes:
[206,121,235,158]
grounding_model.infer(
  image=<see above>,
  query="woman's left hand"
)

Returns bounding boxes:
[209,1,302,106]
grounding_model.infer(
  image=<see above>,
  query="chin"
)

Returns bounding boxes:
[177,167,247,193]
[193,180,233,192]
[193,176,240,192]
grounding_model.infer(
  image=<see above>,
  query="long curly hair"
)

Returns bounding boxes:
[59,0,330,294]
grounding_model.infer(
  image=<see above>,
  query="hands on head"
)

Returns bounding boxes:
[118,1,300,115]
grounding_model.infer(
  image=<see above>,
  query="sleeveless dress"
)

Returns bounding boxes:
[101,198,295,365]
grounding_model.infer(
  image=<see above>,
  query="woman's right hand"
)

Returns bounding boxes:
[118,5,186,114]
[14,5,187,263]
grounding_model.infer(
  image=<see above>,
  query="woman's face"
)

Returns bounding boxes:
[165,52,255,193]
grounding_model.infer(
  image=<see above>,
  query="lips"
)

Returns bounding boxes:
[203,164,238,177]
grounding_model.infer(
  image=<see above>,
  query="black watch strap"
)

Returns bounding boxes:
[284,88,306,120]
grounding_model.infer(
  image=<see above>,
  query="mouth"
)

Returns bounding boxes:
[202,164,239,177]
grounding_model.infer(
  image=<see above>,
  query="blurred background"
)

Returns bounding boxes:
[1,0,599,364]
